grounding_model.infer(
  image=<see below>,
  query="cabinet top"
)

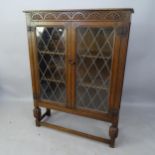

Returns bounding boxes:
[24,8,134,22]
[23,8,134,13]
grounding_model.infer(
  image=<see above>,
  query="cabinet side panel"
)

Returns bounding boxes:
[115,24,131,110]
[25,13,39,105]
[108,23,131,126]
[25,13,36,104]
[108,28,122,113]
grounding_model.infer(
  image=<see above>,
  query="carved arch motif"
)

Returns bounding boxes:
[30,10,130,21]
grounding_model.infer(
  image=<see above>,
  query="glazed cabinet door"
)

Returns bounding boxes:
[32,23,70,107]
[71,22,122,114]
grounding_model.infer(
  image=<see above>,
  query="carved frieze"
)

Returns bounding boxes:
[25,10,133,21]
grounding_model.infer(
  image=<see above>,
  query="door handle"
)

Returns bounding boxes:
[68,59,76,65]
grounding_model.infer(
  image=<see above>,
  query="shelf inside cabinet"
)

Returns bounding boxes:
[42,78,65,84]
[78,49,112,58]
[78,82,108,90]
[78,54,111,60]
[39,51,65,56]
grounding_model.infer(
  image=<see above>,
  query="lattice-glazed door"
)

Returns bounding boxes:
[35,26,67,105]
[76,25,115,112]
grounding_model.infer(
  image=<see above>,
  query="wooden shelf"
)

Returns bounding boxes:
[42,78,65,84]
[48,64,64,69]
[78,54,110,59]
[78,82,108,90]
[78,49,112,58]
[40,51,65,56]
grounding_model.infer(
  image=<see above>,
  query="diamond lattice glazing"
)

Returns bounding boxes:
[36,27,66,104]
[76,27,115,112]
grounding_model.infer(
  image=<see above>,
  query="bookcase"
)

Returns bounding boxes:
[24,9,133,147]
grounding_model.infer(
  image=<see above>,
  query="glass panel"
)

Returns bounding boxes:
[76,27,115,112]
[36,27,66,105]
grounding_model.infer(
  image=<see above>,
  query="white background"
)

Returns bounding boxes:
[0,1,155,154]
[0,0,154,105]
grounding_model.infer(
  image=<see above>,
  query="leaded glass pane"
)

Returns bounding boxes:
[36,27,66,105]
[76,27,115,112]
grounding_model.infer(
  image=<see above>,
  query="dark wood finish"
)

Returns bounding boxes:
[109,125,118,147]
[33,107,41,126]
[46,109,51,116]
[24,9,133,148]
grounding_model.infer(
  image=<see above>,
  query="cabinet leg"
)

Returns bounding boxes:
[33,107,41,127]
[46,109,51,116]
[109,125,118,148]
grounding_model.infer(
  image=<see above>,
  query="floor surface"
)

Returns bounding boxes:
[0,100,155,155]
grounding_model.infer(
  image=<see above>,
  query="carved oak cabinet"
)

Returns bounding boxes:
[24,9,133,147]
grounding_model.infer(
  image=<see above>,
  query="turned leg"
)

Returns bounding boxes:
[109,109,119,148]
[46,108,51,116]
[109,125,118,148]
[33,107,41,127]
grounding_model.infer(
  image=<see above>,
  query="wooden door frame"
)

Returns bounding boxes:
[70,21,125,117]
[28,21,72,108]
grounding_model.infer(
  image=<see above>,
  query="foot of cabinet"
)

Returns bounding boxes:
[109,125,118,148]
[33,107,41,127]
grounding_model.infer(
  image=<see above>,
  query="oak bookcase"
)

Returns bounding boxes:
[24,9,133,147]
